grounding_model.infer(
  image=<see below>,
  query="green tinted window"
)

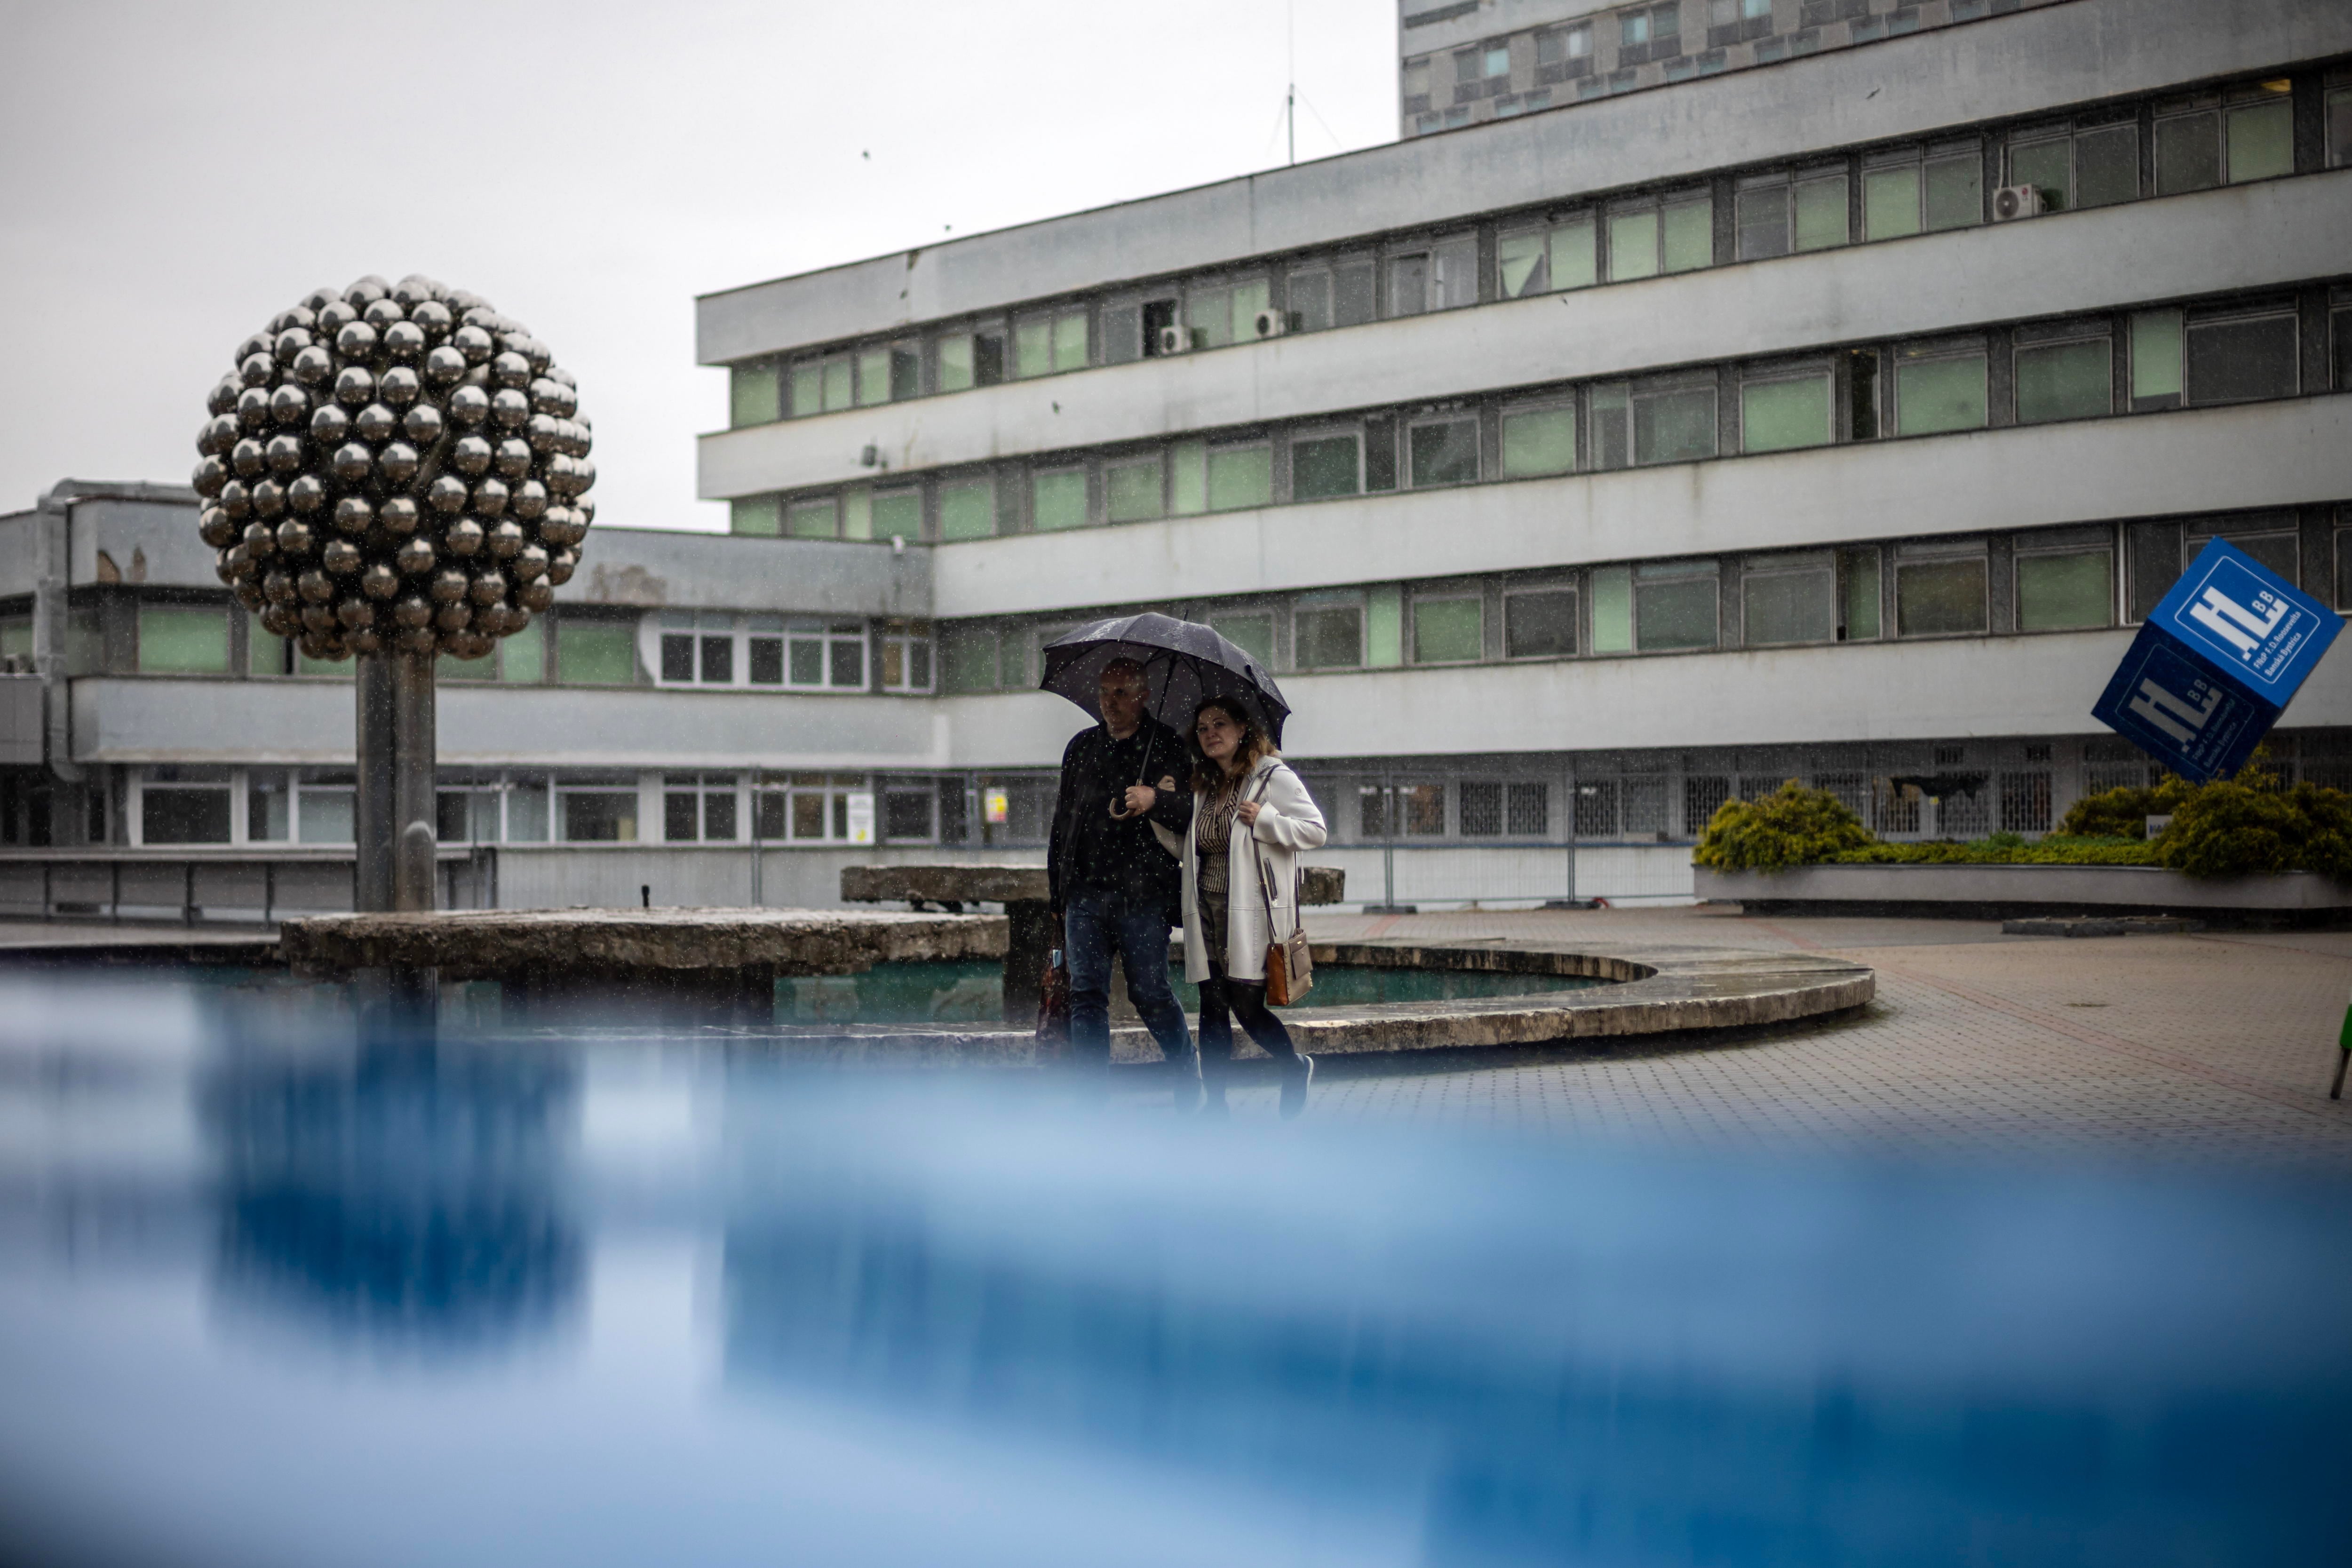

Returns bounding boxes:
[246,618,286,675]
[1171,442,1208,516]
[502,617,546,683]
[1501,406,1576,478]
[1634,388,1716,464]
[1589,566,1632,653]
[1106,460,1164,522]
[1206,446,1271,511]
[731,496,780,537]
[872,490,922,541]
[790,364,823,417]
[730,363,780,427]
[438,646,496,682]
[1293,605,1361,669]
[1841,549,1881,640]
[1895,356,1988,435]
[788,498,837,539]
[1366,585,1404,667]
[557,620,639,685]
[1053,310,1089,372]
[841,488,871,540]
[1413,598,1482,663]
[1924,156,1981,229]
[2131,310,2184,400]
[937,335,975,393]
[1895,558,1987,636]
[941,625,998,691]
[2015,338,2111,424]
[2227,97,2293,183]
[1549,215,1598,288]
[1014,318,1052,379]
[938,479,995,541]
[1740,376,1832,453]
[1743,568,1834,646]
[1409,419,1479,486]
[1230,281,1269,343]
[1634,575,1717,651]
[2009,139,2071,209]
[1608,208,1658,280]
[2017,551,2113,631]
[1209,613,1274,668]
[1497,231,1547,297]
[1291,435,1361,500]
[1794,176,1847,251]
[821,360,852,412]
[137,605,229,674]
[1661,199,1712,272]
[2155,111,2220,194]
[1031,470,1088,531]
[2074,125,2138,207]
[855,349,889,406]
[1863,166,1921,238]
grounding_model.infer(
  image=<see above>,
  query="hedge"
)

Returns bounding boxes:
[1694,772,2352,878]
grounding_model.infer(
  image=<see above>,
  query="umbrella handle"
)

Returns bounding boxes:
[1109,654,1172,819]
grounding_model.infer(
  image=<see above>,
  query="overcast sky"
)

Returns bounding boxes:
[0,1,1397,532]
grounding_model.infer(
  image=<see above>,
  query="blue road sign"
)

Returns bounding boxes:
[2091,539,2344,783]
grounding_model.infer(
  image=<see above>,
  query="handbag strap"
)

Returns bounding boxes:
[1248,764,1295,947]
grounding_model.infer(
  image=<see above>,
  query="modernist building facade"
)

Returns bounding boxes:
[7,0,2352,914]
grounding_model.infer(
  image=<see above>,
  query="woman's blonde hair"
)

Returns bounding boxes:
[1190,696,1276,794]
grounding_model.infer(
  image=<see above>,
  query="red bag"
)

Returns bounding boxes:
[1035,948,1072,1051]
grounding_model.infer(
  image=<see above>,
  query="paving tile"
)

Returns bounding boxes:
[1234,907,2352,1170]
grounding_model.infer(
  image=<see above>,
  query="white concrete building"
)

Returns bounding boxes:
[7,0,2352,915]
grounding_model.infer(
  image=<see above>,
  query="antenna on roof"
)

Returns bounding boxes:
[1287,0,1296,166]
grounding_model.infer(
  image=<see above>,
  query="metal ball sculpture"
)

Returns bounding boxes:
[196,274,594,663]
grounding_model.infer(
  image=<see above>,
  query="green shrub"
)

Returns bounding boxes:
[1828,836,2159,867]
[2155,773,2352,879]
[2056,776,2194,838]
[1693,781,1873,872]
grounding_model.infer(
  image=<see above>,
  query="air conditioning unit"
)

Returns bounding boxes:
[1154,324,1197,356]
[1991,183,2046,222]
[1251,309,1295,340]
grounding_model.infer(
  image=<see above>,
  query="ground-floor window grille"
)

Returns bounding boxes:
[1938,785,1993,839]
[1999,771,2054,833]
[1684,776,1730,836]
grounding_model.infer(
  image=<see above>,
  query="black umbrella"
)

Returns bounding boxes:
[1039,613,1293,780]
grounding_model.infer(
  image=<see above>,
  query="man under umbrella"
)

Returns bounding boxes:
[1047,657,1198,1103]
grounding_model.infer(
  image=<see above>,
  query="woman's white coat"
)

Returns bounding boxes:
[1160,756,1328,985]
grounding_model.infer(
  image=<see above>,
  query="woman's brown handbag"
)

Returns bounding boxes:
[1257,855,1314,1006]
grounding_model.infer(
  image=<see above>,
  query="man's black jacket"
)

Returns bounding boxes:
[1047,718,1194,914]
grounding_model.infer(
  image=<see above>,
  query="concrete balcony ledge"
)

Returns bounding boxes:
[1695,862,2352,925]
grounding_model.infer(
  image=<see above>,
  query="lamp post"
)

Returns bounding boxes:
[192,273,596,1012]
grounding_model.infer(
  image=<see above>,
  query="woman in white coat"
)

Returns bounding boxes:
[1176,696,1327,1118]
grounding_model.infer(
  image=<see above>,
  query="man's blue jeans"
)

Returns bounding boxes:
[1063,888,1194,1075]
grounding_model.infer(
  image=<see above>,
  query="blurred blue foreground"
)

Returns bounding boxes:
[1,975,2346,1568]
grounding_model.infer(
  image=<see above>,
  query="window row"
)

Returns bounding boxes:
[726,71,2340,428]
[740,285,2351,542]
[124,766,1054,850]
[1403,0,1946,135]
[58,598,937,695]
[933,506,2350,690]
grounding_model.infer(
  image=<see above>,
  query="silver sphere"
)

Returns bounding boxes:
[197,279,591,659]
